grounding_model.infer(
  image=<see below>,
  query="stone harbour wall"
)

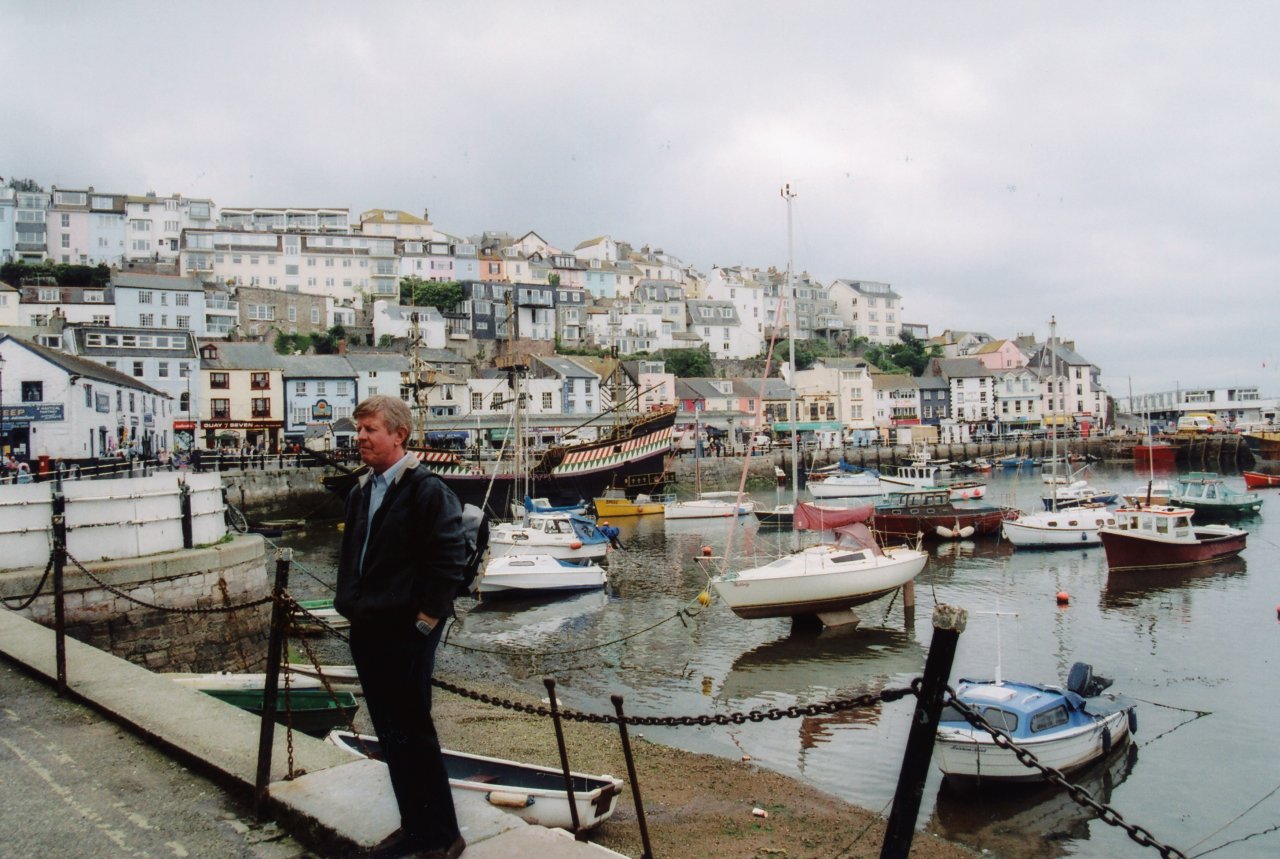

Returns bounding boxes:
[2,535,272,674]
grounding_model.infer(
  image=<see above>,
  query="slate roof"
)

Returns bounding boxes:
[281,355,357,379]
[198,341,285,371]
[1,334,168,397]
[111,273,204,292]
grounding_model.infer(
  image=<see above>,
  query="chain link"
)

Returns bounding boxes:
[0,555,55,611]
[65,551,273,615]
[431,676,914,726]
[945,687,1188,859]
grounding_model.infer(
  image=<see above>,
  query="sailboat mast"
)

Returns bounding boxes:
[783,184,798,504]
[1049,315,1058,510]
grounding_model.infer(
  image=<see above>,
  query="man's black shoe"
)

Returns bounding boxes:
[418,834,466,859]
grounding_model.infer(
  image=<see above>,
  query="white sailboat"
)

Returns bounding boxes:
[1004,317,1115,548]
[664,411,754,519]
[711,187,926,624]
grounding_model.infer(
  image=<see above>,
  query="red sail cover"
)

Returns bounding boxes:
[834,523,884,556]
[793,501,874,532]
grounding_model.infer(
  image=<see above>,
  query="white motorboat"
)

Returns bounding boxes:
[327,730,624,831]
[1002,503,1116,548]
[808,471,883,499]
[478,554,607,595]
[935,663,1136,782]
[712,518,926,620]
[663,491,755,519]
[164,671,323,691]
[285,664,362,694]
[1041,479,1117,510]
[489,512,609,561]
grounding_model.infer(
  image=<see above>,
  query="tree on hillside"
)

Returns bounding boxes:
[399,277,462,310]
[661,346,713,378]
[863,332,941,375]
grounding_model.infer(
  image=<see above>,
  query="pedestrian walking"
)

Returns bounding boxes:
[334,395,468,859]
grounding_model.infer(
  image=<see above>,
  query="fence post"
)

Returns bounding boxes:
[611,694,654,859]
[880,604,967,859]
[52,490,68,695]
[254,548,292,820]
[543,678,584,837]
[179,480,193,549]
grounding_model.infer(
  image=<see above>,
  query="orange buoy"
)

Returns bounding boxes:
[569,540,583,549]
[1056,591,1070,605]
[701,545,713,556]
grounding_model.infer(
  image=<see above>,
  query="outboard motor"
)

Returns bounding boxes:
[598,522,625,550]
[1067,662,1114,697]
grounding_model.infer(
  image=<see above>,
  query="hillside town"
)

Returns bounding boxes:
[0,180,1274,469]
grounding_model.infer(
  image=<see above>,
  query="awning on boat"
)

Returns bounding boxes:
[794,501,874,531]
[427,431,470,443]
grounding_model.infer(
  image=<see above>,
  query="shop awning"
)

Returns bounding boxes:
[772,421,843,432]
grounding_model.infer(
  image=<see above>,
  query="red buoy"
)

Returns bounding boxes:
[1056,591,1070,606]
[702,546,713,556]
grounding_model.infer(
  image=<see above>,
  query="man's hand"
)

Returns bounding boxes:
[417,611,438,630]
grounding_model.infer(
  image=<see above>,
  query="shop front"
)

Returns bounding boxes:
[201,419,283,452]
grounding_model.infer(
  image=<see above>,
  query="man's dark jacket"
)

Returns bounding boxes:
[334,457,468,625]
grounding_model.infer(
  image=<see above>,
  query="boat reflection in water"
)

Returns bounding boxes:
[929,742,1138,857]
[718,625,925,750]
[1100,556,1247,611]
[458,588,612,656]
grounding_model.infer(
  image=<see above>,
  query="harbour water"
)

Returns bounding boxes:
[276,462,1279,858]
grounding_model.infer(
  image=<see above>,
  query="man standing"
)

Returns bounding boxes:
[335,395,467,858]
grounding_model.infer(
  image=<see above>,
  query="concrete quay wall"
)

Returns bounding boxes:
[0,534,271,673]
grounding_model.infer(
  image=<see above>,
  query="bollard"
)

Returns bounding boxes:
[543,679,584,837]
[880,604,967,859]
[179,481,193,549]
[52,491,68,696]
[612,694,654,859]
[254,548,292,819]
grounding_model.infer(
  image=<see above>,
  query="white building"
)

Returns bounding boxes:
[686,300,759,359]
[124,193,215,264]
[111,273,206,334]
[828,279,903,345]
[370,301,447,348]
[0,187,15,262]
[0,333,172,462]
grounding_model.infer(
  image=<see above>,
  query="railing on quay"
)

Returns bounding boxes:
[2,538,1195,859]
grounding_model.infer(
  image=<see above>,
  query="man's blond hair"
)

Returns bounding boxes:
[353,395,413,441]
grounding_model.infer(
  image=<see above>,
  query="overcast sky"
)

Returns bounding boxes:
[4,2,1277,398]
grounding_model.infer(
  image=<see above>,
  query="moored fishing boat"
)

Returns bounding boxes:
[327,730,624,830]
[489,512,610,561]
[871,488,1014,541]
[663,491,754,519]
[1243,470,1280,490]
[478,554,607,595]
[1168,472,1264,519]
[290,598,350,634]
[1001,503,1116,548]
[592,487,671,517]
[935,663,1136,782]
[1098,505,1248,571]
[1242,428,1280,462]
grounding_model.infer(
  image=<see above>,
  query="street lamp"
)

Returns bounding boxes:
[0,351,6,458]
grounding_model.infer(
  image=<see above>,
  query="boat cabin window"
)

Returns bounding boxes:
[831,552,868,564]
[981,707,1018,733]
[1030,705,1069,733]
[938,704,966,723]
[1067,520,1079,527]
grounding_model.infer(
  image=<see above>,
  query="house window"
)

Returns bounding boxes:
[296,382,307,394]
[311,307,320,324]
[251,398,271,417]
[317,382,327,395]
[471,392,482,411]
[158,362,170,378]
[250,372,270,390]
[21,381,44,402]
[490,393,503,410]
[541,392,552,409]
[212,398,231,418]
[139,313,154,327]
[138,290,153,304]
[210,372,230,389]
[133,361,145,377]
[175,293,190,306]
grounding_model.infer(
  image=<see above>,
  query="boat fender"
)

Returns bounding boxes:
[1102,726,1112,755]
[936,525,955,539]
[487,791,534,809]
[958,525,975,539]
[1128,708,1138,734]
[570,540,583,549]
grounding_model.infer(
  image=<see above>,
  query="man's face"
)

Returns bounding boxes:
[357,412,407,472]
